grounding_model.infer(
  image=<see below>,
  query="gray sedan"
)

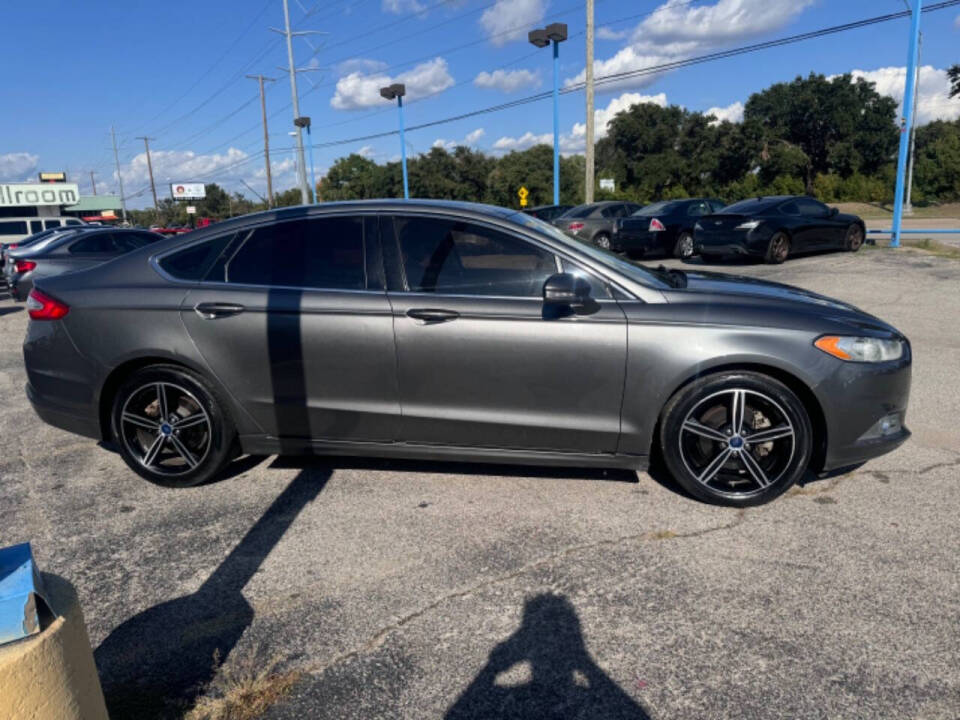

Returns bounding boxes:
[24,200,910,506]
[551,201,643,249]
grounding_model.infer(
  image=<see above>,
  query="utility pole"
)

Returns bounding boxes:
[110,126,128,224]
[247,74,277,207]
[136,136,160,219]
[890,0,922,248]
[904,32,922,215]
[584,0,595,203]
[89,170,97,195]
[272,0,311,205]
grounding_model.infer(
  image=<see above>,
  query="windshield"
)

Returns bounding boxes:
[632,201,678,216]
[512,212,669,289]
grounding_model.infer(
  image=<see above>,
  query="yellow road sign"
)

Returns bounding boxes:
[518,186,529,207]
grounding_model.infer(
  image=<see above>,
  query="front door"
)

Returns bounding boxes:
[181,215,400,443]
[383,214,627,454]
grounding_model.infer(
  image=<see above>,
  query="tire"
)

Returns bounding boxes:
[593,232,612,250]
[111,364,236,488]
[844,224,864,252]
[765,232,790,264]
[658,371,813,507]
[673,231,695,259]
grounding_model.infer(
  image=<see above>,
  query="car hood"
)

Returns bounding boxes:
[662,268,900,335]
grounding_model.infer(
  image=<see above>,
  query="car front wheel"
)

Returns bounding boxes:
[659,371,813,506]
[111,365,236,487]
[845,224,864,252]
[674,231,695,259]
[593,232,612,250]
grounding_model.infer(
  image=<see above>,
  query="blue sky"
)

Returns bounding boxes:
[2,0,959,207]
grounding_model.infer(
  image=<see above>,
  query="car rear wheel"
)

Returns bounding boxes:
[845,224,864,252]
[674,232,695,259]
[111,365,236,488]
[593,232,612,250]
[659,371,813,507]
[765,232,790,264]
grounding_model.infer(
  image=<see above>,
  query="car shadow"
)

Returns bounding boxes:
[94,467,331,719]
[0,305,22,317]
[445,592,651,719]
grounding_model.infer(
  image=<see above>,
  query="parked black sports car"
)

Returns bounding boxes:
[694,196,865,264]
[24,200,911,506]
[612,198,726,259]
[522,204,573,222]
[552,201,643,249]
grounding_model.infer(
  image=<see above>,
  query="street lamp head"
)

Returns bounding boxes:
[528,28,549,48]
[380,83,406,100]
[293,116,311,128]
[545,22,568,42]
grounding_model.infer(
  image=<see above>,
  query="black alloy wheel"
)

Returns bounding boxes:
[111,365,236,487]
[674,232,695,259]
[765,232,790,264]
[845,224,864,252]
[659,371,813,506]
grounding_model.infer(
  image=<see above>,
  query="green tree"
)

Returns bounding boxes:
[949,64,960,99]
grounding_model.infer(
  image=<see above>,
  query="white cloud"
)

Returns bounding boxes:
[480,0,546,46]
[119,147,254,204]
[494,92,668,154]
[0,152,39,182]
[847,66,960,125]
[954,13,959,28]
[382,0,425,14]
[705,101,744,124]
[433,128,485,150]
[356,145,376,158]
[337,58,388,75]
[566,0,814,91]
[597,26,628,41]
[474,68,540,93]
[331,57,454,110]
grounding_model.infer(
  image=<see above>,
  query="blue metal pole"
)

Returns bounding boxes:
[306,124,317,204]
[552,38,560,206]
[398,96,409,200]
[891,0,922,248]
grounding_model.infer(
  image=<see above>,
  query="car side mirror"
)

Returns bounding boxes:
[543,272,591,306]
[829,207,838,217]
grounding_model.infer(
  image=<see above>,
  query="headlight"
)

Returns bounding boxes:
[735,219,761,230]
[814,336,904,362]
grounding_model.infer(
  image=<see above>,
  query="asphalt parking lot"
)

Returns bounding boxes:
[1,247,958,719]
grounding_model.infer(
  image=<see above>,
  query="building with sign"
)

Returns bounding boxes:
[0,183,80,218]
[62,195,124,223]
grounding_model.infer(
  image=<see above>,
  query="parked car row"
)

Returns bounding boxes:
[548,195,866,264]
[19,200,910,507]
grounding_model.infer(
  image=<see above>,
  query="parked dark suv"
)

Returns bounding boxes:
[24,201,910,506]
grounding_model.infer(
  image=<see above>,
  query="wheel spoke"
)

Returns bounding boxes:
[175,414,207,430]
[142,435,165,467]
[157,383,169,419]
[122,412,158,431]
[682,420,728,442]
[697,447,732,485]
[730,390,745,434]
[746,424,793,443]
[168,434,199,469]
[739,449,770,488]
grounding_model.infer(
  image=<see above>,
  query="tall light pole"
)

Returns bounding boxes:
[136,135,159,219]
[271,0,312,205]
[110,126,128,224]
[891,0,923,248]
[529,23,568,206]
[380,83,409,200]
[585,0,595,203]
[904,31,923,215]
[294,116,317,203]
[246,74,276,207]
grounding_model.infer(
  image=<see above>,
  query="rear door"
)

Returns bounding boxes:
[179,215,400,444]
[383,213,627,454]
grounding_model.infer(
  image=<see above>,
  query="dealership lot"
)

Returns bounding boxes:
[1,248,958,718]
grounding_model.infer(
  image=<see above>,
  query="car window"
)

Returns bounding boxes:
[0,221,28,236]
[687,202,711,217]
[709,200,727,212]
[29,221,43,234]
[112,232,159,253]
[796,198,828,217]
[159,233,238,281]
[44,220,62,230]
[779,201,800,216]
[623,204,642,215]
[68,233,116,254]
[226,217,365,290]
[64,219,83,226]
[394,216,557,297]
[721,198,780,214]
[600,204,621,218]
[632,201,676,216]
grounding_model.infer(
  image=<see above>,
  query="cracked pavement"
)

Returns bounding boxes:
[1,247,958,719]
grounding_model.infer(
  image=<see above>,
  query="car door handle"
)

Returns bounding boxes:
[406,308,460,323]
[194,302,245,320]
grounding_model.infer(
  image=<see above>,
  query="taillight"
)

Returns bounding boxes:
[648,218,666,232]
[568,222,585,232]
[26,289,69,321]
[14,259,37,273]
[9,244,18,250]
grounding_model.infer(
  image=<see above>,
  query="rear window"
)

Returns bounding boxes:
[720,198,781,214]
[632,201,679,216]
[44,220,62,230]
[0,221,28,236]
[561,205,596,219]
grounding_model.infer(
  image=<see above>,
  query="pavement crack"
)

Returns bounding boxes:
[302,509,747,678]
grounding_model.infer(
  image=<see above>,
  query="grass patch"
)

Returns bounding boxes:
[187,648,301,720]
[901,237,960,260]
[834,202,960,220]
[649,529,677,540]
